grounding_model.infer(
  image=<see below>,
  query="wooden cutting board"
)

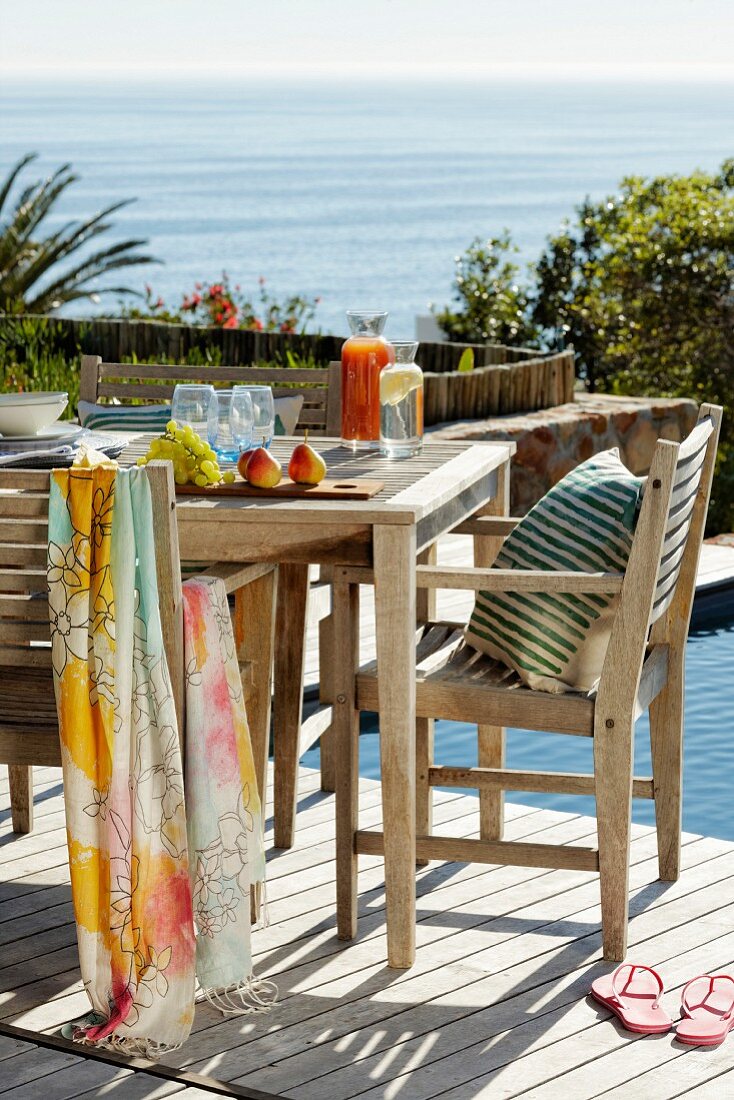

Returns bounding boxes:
[176,476,385,500]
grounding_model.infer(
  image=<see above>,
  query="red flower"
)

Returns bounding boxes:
[223,316,238,329]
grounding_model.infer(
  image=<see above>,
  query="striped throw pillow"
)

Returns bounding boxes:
[465,449,643,695]
[80,394,304,438]
[78,400,171,432]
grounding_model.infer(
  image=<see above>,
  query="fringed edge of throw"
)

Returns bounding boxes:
[60,1017,184,1059]
[197,974,279,1017]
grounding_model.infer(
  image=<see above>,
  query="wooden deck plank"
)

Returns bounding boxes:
[3,765,734,1099]
[227,842,734,1095]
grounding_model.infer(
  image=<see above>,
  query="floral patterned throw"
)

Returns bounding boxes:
[48,467,273,1055]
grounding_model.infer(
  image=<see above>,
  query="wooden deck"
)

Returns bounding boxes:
[3,763,734,1098]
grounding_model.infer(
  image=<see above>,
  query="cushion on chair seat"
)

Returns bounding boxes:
[465,448,643,695]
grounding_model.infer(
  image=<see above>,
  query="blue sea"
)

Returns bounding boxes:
[1,77,732,335]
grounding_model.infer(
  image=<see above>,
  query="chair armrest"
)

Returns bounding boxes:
[415,565,624,594]
[450,516,521,537]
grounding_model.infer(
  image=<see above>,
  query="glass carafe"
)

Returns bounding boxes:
[379,341,423,458]
[341,310,395,449]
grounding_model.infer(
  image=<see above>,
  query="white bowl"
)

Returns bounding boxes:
[0,392,69,436]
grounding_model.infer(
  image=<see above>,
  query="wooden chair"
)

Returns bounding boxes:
[332,404,722,962]
[79,354,342,846]
[0,462,276,835]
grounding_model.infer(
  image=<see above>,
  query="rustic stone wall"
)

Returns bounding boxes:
[428,393,698,514]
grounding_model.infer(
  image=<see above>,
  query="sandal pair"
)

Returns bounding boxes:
[591,963,734,1046]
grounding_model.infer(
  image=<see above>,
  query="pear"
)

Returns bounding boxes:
[244,447,282,488]
[288,431,327,485]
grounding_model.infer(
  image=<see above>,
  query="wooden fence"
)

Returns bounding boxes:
[18,315,566,374]
[423,350,575,424]
[7,316,576,423]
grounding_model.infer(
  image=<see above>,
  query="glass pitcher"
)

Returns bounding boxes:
[380,341,423,458]
[341,310,395,449]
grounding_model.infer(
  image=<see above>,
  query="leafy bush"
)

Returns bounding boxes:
[0,315,328,419]
[438,162,734,530]
[123,273,320,334]
[434,232,538,346]
[532,160,734,531]
[0,315,86,415]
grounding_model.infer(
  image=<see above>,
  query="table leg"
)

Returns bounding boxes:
[333,579,360,939]
[273,562,310,849]
[374,523,417,969]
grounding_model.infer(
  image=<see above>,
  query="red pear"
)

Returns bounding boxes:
[288,431,327,486]
[244,447,282,488]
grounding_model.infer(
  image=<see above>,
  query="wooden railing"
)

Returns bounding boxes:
[423,350,575,424]
[7,316,576,423]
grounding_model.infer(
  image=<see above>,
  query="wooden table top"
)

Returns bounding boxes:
[121,436,514,530]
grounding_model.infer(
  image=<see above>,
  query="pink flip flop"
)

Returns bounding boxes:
[676,975,734,1047]
[590,963,673,1034]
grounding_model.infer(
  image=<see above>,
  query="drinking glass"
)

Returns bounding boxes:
[233,385,275,449]
[229,388,255,454]
[171,384,217,439]
[208,389,247,461]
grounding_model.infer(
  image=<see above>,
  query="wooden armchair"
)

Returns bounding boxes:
[0,463,276,835]
[332,404,722,962]
[79,354,342,847]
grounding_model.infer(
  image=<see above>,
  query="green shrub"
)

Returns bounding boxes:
[434,232,539,346]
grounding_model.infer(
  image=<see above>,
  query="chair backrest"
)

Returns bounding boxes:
[598,403,722,714]
[80,354,342,436]
[0,462,184,725]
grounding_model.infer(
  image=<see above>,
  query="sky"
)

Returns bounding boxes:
[2,0,733,81]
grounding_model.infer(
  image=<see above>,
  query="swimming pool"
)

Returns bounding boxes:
[302,605,734,841]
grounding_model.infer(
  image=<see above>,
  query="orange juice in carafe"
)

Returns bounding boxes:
[341,310,394,448]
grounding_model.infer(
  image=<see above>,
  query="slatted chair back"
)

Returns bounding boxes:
[79,355,342,436]
[596,404,721,721]
[0,469,53,672]
[649,407,718,627]
[0,462,185,833]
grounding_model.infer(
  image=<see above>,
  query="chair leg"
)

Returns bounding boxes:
[9,765,33,834]
[333,580,360,940]
[594,714,634,962]
[234,570,277,817]
[477,724,505,840]
[649,661,685,882]
[273,562,310,849]
[318,610,336,793]
[416,717,434,866]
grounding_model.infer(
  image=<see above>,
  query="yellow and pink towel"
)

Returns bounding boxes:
[48,467,273,1055]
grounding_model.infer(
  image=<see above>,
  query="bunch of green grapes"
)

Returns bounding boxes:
[137,420,236,487]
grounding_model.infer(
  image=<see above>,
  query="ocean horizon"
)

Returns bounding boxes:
[2,76,732,336]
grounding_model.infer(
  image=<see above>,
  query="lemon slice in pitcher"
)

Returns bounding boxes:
[380,368,422,407]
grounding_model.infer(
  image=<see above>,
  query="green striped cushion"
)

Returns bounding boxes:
[78,400,171,432]
[465,449,643,695]
[79,394,304,437]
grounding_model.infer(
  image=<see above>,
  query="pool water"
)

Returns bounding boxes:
[302,609,734,841]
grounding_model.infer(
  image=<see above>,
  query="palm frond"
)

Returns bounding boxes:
[0,153,37,221]
[0,154,157,313]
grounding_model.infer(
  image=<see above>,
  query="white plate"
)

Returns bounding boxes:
[0,423,84,448]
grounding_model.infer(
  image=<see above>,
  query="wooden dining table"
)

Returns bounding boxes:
[123,435,514,968]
